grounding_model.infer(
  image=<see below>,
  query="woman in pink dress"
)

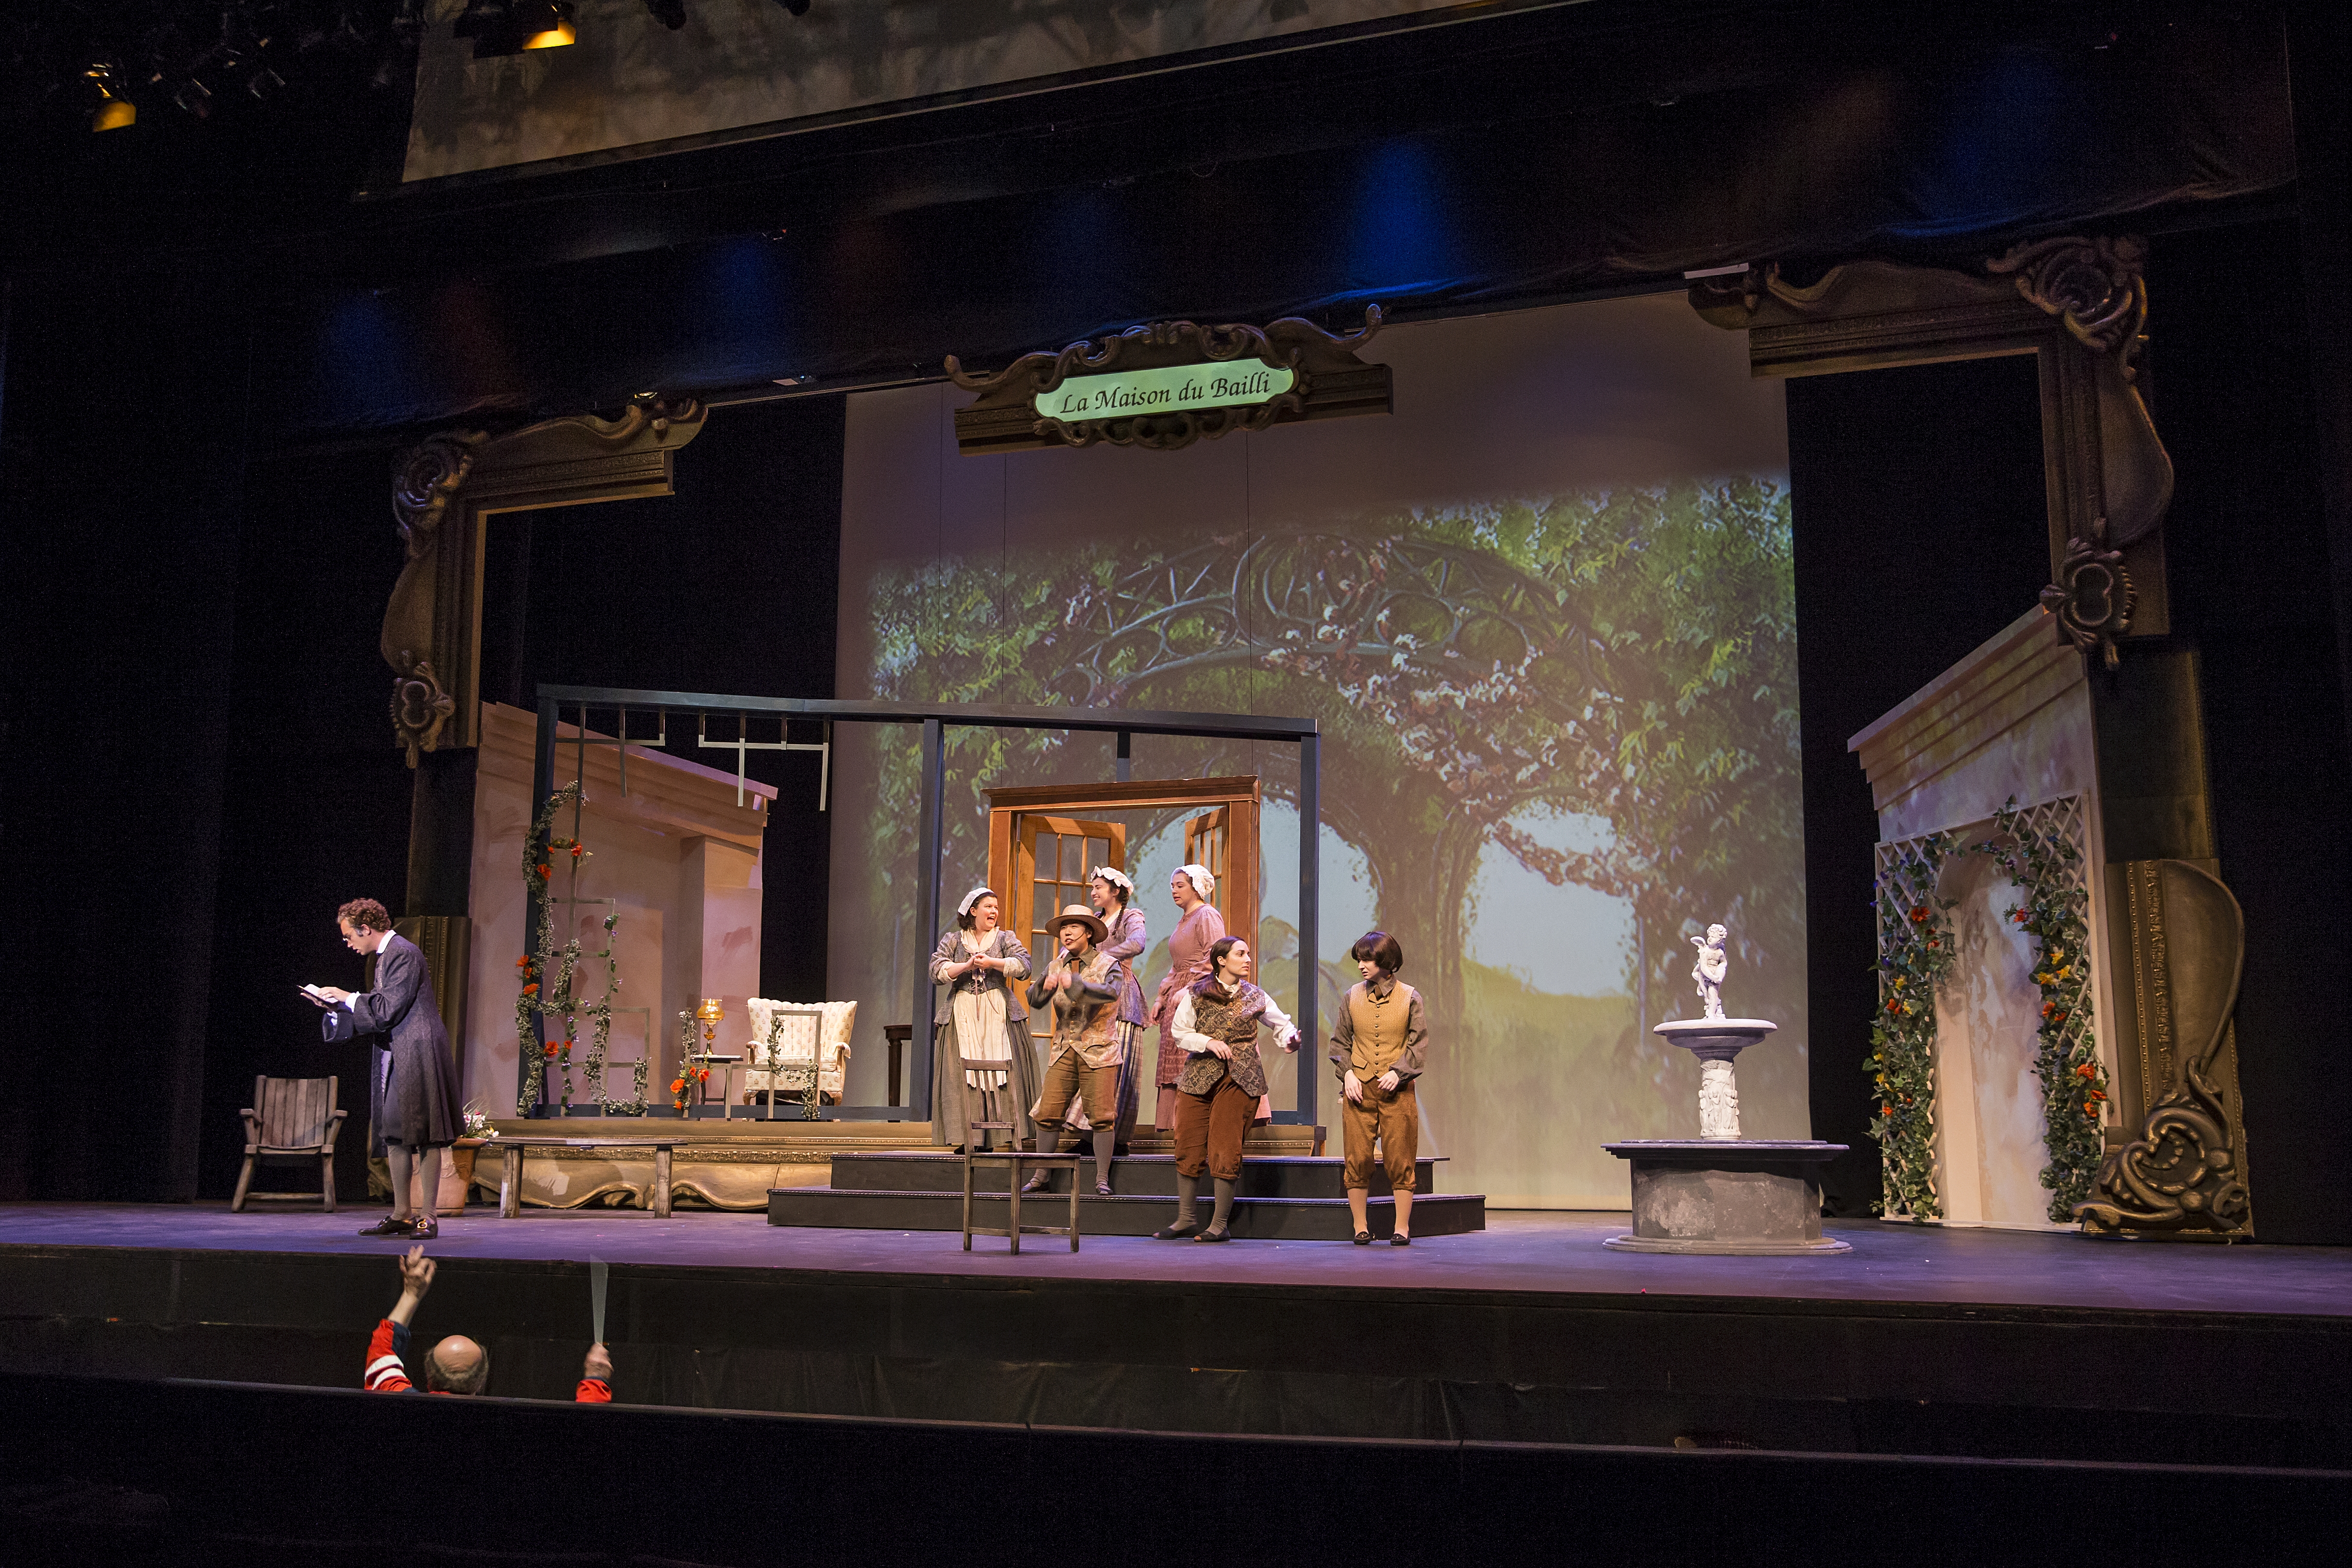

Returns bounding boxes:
[1151,864,1226,1132]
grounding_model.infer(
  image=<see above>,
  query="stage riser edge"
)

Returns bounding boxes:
[825,1152,1440,1199]
[766,1187,1485,1237]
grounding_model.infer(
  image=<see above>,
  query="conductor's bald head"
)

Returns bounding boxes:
[425,1334,488,1395]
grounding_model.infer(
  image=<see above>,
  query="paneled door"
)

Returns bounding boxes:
[1013,815,1126,1055]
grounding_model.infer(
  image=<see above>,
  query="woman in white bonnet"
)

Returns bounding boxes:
[928,887,1038,1150]
[1150,864,1227,1133]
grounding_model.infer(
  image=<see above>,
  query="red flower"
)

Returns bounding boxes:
[538,862,552,877]
[1879,1105,1892,1118]
[570,844,584,858]
[542,1042,558,1058]
[2086,1088,2106,1102]
[2073,1062,2096,1080]
[523,983,538,994]
[1908,906,1928,924]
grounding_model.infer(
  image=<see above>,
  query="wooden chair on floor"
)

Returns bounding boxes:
[232,1075,346,1212]
[958,1056,1084,1253]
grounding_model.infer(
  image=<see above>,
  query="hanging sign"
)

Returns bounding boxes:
[1036,361,1297,421]
[947,306,1390,455]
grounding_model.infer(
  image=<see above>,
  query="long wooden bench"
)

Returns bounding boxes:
[493,1137,680,1218]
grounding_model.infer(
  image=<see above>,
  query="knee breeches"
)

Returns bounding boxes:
[1341,1082,1418,1191]
[1173,1077,1254,1181]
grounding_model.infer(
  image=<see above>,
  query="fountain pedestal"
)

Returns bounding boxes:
[1603,1018,1851,1255]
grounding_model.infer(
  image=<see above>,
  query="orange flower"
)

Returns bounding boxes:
[523,983,538,994]
[2074,1062,2096,1080]
[570,844,585,858]
[670,1077,686,1094]
[542,1042,557,1058]
[1908,906,1928,924]
[538,862,552,877]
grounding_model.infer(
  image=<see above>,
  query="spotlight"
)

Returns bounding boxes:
[85,64,136,132]
[644,0,687,29]
[454,0,576,58]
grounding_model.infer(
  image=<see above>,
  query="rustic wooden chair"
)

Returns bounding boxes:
[958,1056,1083,1253]
[231,1075,346,1212]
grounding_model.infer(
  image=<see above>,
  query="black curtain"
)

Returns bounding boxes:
[0,272,253,1200]
[1785,355,2051,1216]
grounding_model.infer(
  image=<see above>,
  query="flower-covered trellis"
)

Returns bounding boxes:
[515,782,637,1115]
[1868,795,2111,1224]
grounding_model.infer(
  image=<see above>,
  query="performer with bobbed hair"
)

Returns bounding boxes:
[1150,863,1227,1132]
[310,898,465,1239]
[1330,929,1430,1245]
[929,887,1037,1151]
[1154,934,1300,1242]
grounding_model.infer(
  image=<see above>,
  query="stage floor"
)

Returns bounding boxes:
[2,1201,2344,1316]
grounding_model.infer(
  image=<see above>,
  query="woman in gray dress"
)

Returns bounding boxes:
[928,887,1038,1150]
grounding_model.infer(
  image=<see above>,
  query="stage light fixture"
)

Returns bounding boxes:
[85,65,137,132]
[454,0,576,58]
[644,0,687,29]
[173,76,214,118]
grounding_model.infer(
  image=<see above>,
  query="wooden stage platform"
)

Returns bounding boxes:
[2,1201,2345,1471]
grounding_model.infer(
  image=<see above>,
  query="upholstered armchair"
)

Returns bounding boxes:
[743,999,855,1113]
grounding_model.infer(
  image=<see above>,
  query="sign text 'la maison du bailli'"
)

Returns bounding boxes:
[945,309,1393,455]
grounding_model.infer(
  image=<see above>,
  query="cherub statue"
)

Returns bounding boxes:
[1690,924,1729,1020]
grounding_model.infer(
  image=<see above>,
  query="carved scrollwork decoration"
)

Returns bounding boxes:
[389,651,456,767]
[392,437,476,555]
[2076,859,2255,1239]
[948,307,1391,456]
[1988,234,2148,380]
[2039,519,2136,669]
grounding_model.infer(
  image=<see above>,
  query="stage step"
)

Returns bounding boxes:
[766,1185,1485,1240]
[823,1151,1439,1200]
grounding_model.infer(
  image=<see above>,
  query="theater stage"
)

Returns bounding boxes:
[2,1201,2345,1472]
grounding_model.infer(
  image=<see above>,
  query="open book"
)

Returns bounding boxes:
[299,984,339,1007]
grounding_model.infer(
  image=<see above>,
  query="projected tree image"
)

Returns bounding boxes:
[861,477,1801,1058]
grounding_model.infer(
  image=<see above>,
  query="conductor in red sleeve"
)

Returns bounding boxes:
[365,1244,612,1401]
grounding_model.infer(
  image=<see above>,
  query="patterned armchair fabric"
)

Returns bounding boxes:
[743,999,856,1102]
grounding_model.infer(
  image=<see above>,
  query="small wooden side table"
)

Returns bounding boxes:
[883,1025,913,1106]
[495,1136,681,1218]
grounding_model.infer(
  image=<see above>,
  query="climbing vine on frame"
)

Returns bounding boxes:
[1868,796,2111,1225]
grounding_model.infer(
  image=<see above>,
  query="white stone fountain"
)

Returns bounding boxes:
[1602,924,1851,1255]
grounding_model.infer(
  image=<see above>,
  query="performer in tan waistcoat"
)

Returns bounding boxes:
[1328,930,1429,1245]
[1023,905,1127,1196]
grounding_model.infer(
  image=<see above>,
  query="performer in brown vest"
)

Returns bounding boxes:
[1329,930,1429,1245]
[1154,935,1300,1242]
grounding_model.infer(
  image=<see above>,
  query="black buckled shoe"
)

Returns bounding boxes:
[409,1216,440,1241]
[356,1216,414,1238]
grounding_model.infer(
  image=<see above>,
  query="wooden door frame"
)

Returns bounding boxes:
[985,777,1263,966]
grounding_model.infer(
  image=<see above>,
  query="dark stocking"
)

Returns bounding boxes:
[1209,1176,1236,1234]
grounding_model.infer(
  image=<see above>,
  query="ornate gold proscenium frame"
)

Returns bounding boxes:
[946,307,1392,455]
[384,398,708,763]
[1693,235,2169,669]
[377,397,709,1049]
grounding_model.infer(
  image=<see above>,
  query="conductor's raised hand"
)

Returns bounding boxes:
[399,1244,436,1298]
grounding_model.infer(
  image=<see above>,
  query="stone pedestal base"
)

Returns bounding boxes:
[1602,1140,1852,1255]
